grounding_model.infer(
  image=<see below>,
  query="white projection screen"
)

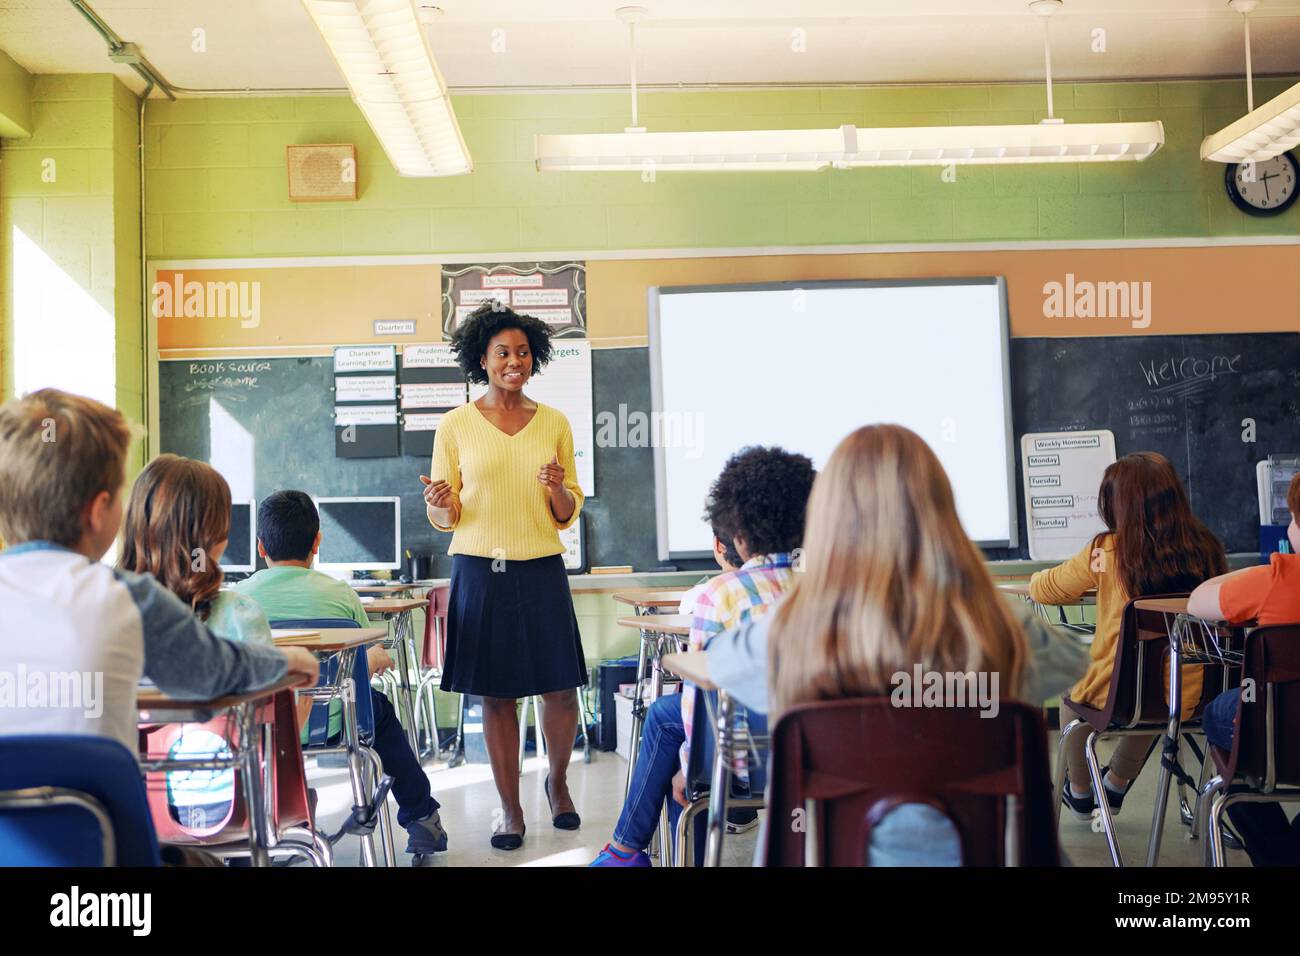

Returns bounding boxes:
[649,278,1017,559]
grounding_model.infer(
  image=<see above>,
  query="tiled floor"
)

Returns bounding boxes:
[303,740,1249,868]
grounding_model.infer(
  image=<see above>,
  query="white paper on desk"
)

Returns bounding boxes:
[1021,430,1115,561]
[470,339,594,496]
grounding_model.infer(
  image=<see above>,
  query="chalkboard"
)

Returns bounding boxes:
[157,350,667,578]
[159,332,1300,574]
[1002,332,1300,558]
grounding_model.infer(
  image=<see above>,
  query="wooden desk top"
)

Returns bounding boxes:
[137,673,302,712]
[617,613,691,636]
[271,627,388,651]
[997,581,1096,603]
[1133,597,1191,615]
[611,588,689,608]
[352,584,418,595]
[662,651,714,690]
[364,597,426,614]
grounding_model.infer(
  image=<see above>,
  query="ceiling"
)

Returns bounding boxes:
[4,0,1300,96]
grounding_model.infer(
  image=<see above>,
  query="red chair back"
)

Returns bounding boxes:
[764,698,1058,866]
[143,690,312,845]
[422,585,451,670]
[1212,625,1300,791]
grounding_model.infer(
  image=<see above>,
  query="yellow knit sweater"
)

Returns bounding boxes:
[1030,534,1200,717]
[427,400,584,561]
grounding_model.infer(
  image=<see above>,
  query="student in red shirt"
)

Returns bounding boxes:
[1188,472,1300,866]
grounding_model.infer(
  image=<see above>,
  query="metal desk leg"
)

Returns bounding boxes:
[236,701,271,867]
[703,691,734,868]
[623,633,650,798]
[390,610,421,755]
[1147,617,1182,868]
[339,648,380,868]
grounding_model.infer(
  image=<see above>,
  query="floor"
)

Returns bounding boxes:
[300,738,1249,868]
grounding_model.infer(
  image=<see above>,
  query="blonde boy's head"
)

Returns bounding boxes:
[0,389,132,547]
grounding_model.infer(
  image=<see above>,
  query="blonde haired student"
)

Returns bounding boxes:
[1032,452,1225,820]
[707,424,1088,865]
[0,390,318,755]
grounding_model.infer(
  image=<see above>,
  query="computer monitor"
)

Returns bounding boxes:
[314,497,402,572]
[219,501,256,573]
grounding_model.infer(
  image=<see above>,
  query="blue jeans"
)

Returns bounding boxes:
[1202,687,1300,867]
[612,694,703,860]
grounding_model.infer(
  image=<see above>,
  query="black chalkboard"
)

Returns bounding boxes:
[159,332,1300,574]
[157,350,668,577]
[1002,332,1300,558]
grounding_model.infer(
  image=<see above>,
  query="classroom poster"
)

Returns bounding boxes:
[441,261,587,338]
[1020,430,1116,561]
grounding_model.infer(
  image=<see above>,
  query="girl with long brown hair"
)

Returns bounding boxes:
[1032,451,1226,820]
[119,454,281,829]
[706,425,1087,864]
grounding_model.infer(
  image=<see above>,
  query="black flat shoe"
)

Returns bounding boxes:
[490,824,525,851]
[545,775,581,831]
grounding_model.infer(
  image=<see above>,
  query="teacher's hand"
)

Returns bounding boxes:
[420,474,454,509]
[537,455,565,491]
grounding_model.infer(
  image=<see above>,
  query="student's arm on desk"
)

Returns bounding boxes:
[702,613,774,715]
[118,571,316,698]
[1029,539,1097,606]
[1013,602,1089,704]
[1188,564,1269,623]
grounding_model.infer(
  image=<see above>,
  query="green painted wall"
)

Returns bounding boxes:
[0,49,33,139]
[144,78,1300,261]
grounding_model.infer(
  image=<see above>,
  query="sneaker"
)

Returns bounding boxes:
[404,810,449,856]
[1099,765,1131,817]
[589,843,651,867]
[726,807,760,834]
[1060,773,1096,821]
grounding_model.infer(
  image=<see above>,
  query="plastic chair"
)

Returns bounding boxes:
[765,698,1059,867]
[416,585,454,761]
[1201,624,1300,866]
[1054,594,1226,866]
[142,689,332,866]
[674,687,767,867]
[0,735,162,867]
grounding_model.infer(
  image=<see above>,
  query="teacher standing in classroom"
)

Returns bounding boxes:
[421,301,587,850]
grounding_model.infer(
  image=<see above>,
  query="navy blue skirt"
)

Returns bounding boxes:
[440,553,587,699]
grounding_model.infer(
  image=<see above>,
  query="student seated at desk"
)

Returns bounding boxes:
[706,425,1090,866]
[591,446,816,867]
[0,391,318,756]
[1032,452,1225,822]
[235,490,447,861]
[119,454,312,828]
[1189,472,1300,867]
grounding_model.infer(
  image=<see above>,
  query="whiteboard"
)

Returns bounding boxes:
[1021,430,1116,561]
[650,279,1016,558]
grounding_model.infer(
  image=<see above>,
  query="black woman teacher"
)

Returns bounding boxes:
[421,302,586,850]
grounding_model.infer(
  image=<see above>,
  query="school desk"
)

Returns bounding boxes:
[615,612,692,792]
[273,626,395,867]
[661,649,758,868]
[1131,598,1250,866]
[997,580,1098,639]
[137,674,302,867]
[364,598,426,755]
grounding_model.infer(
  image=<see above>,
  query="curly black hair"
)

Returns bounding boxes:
[449,302,554,386]
[703,446,816,559]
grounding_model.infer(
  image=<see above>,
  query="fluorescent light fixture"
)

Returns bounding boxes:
[536,122,1164,172]
[301,0,471,177]
[536,2,1162,173]
[1201,2,1300,164]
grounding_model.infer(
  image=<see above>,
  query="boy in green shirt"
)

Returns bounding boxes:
[236,491,446,863]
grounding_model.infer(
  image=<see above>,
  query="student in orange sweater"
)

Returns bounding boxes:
[1032,452,1225,820]
[1189,472,1300,866]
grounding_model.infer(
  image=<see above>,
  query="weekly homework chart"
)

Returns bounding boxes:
[1020,429,1116,561]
